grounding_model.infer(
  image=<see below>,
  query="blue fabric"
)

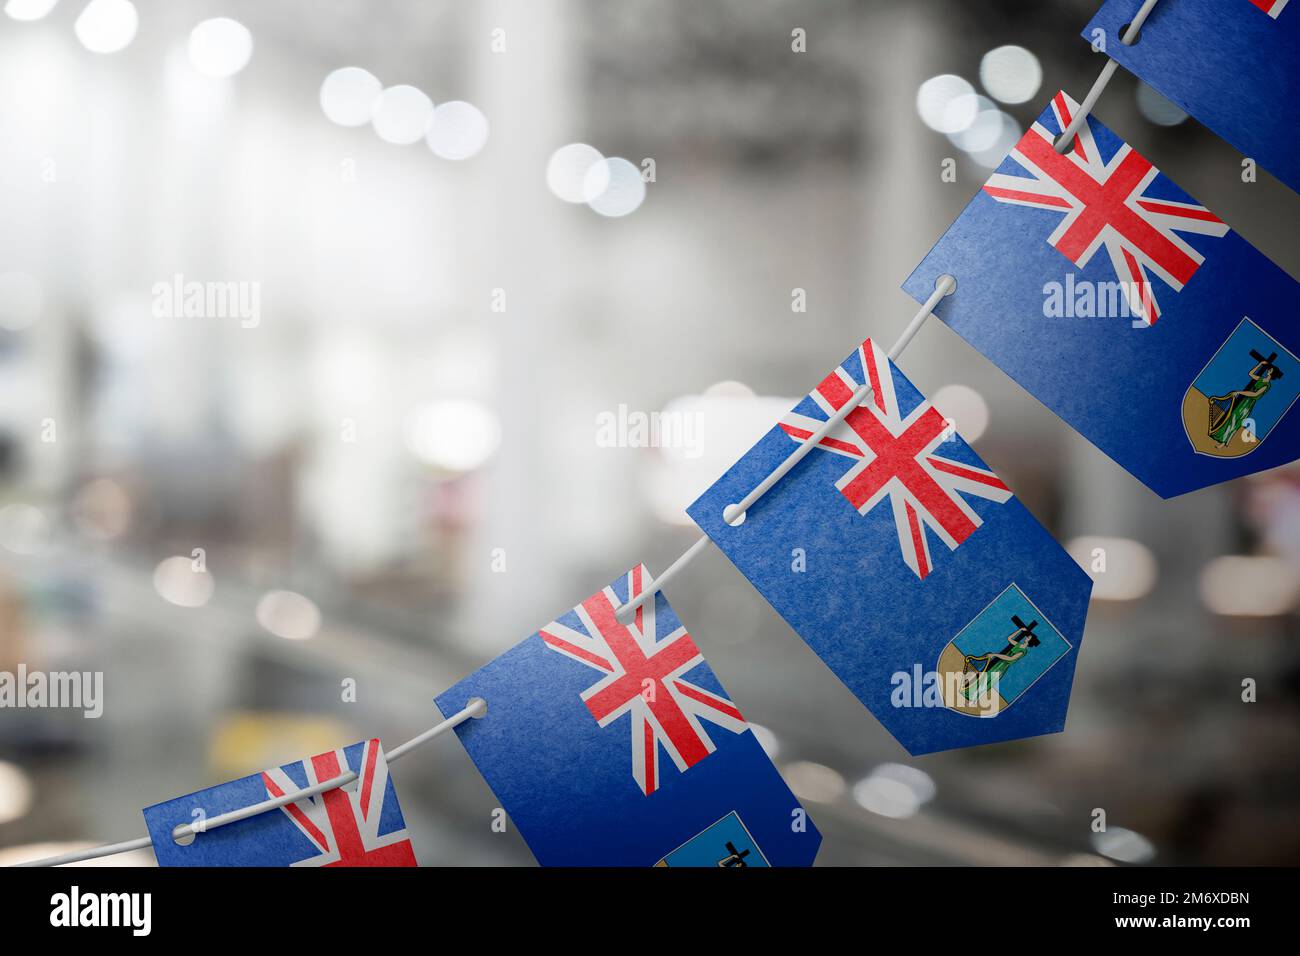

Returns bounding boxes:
[436,568,821,866]
[688,341,1092,755]
[1085,0,1300,193]
[903,95,1300,497]
[144,740,415,867]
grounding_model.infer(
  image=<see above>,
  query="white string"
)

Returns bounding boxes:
[9,698,487,867]
[0,3,1164,871]
[10,269,961,864]
[1054,0,1161,153]
[613,274,957,623]
[9,280,956,866]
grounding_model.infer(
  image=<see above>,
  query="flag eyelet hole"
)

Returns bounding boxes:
[935,274,957,296]
[724,504,746,526]
[172,823,196,847]
[1119,22,1143,45]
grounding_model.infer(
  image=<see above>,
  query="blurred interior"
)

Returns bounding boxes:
[1,0,1298,866]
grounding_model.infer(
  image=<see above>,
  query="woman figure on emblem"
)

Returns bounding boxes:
[1209,360,1275,449]
[960,623,1040,703]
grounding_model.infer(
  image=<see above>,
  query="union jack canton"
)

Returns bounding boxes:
[436,567,821,866]
[689,337,1093,754]
[143,738,418,867]
[262,738,417,867]
[540,564,747,795]
[903,88,1300,498]
[778,338,1011,579]
[982,91,1228,325]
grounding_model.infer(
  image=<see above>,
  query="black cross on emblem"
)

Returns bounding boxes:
[1002,614,1040,655]
[717,841,751,867]
[1251,349,1284,380]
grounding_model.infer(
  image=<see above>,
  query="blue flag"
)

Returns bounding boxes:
[435,565,821,867]
[1084,0,1300,194]
[903,91,1300,499]
[144,739,418,866]
[688,338,1092,755]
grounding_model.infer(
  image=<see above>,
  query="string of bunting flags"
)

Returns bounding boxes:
[10,0,1298,868]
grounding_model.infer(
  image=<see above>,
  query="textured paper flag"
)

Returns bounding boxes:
[903,91,1300,498]
[1084,0,1300,193]
[436,565,821,867]
[688,338,1092,755]
[144,738,417,867]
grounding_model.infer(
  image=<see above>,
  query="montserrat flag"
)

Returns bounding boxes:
[903,91,1300,498]
[436,566,821,867]
[144,739,418,867]
[1084,0,1300,194]
[688,338,1092,755]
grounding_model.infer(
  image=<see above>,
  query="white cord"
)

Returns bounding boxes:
[888,274,954,362]
[10,278,954,865]
[1054,0,1161,153]
[9,698,487,867]
[0,1,1160,870]
[613,275,957,623]
[613,534,713,624]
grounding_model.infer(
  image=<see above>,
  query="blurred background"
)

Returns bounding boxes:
[0,0,1297,867]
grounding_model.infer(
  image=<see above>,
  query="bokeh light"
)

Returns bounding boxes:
[853,763,936,819]
[946,96,1002,152]
[1068,536,1158,601]
[426,100,490,160]
[0,762,33,825]
[585,157,646,217]
[916,74,979,135]
[74,0,138,55]
[256,590,322,641]
[783,761,846,803]
[979,45,1042,105]
[546,143,608,203]
[405,399,502,472]
[648,388,792,525]
[1199,555,1298,616]
[3,0,58,21]
[930,383,990,443]
[370,84,434,145]
[1091,826,1156,864]
[319,67,382,127]
[187,17,253,79]
[965,111,1022,168]
[153,555,215,608]
[0,503,49,555]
